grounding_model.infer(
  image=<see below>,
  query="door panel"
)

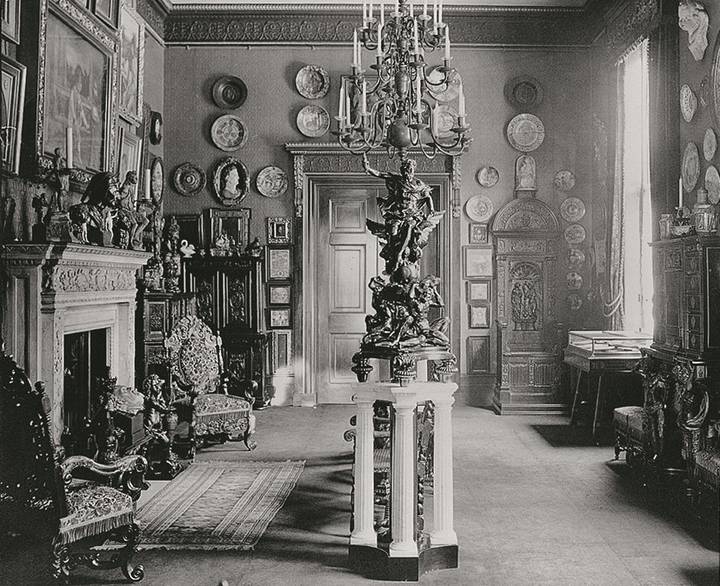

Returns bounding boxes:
[331,245,366,312]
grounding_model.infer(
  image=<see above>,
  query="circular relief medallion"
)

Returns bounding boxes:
[212,75,248,109]
[560,197,586,223]
[680,83,698,123]
[682,142,700,192]
[567,293,583,311]
[705,164,720,204]
[566,271,583,290]
[567,248,586,268]
[477,166,499,188]
[465,194,494,223]
[295,65,330,99]
[296,104,331,138]
[426,66,462,103]
[172,162,206,197]
[506,113,545,152]
[564,223,586,245]
[256,166,289,198]
[213,157,250,206]
[704,128,717,161]
[554,169,576,192]
[211,114,247,152]
[504,75,544,109]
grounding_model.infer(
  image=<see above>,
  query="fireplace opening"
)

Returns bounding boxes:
[63,328,108,455]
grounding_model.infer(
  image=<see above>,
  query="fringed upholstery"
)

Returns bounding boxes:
[613,406,644,443]
[59,485,134,545]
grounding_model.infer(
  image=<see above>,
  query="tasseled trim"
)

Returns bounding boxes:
[59,510,135,544]
[195,411,248,422]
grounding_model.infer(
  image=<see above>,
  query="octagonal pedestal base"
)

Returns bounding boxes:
[348,542,458,581]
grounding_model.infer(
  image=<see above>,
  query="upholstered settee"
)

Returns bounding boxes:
[0,347,149,583]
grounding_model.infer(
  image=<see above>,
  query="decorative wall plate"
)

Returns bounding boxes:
[213,156,250,206]
[712,32,720,130]
[426,66,462,103]
[256,166,288,198]
[435,104,458,138]
[506,113,545,152]
[566,271,583,290]
[554,169,576,192]
[680,83,698,123]
[211,114,247,152]
[295,65,330,99]
[504,75,544,109]
[212,75,248,109]
[296,104,330,137]
[567,293,583,311]
[150,157,164,205]
[564,223,586,245]
[705,165,720,204]
[172,162,206,197]
[560,197,586,223]
[465,194,494,223]
[567,248,586,268]
[682,142,700,192]
[704,128,717,161]
[477,166,499,187]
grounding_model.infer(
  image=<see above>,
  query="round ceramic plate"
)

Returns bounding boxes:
[560,197,586,223]
[295,65,330,99]
[506,113,545,152]
[426,67,462,103]
[435,104,458,139]
[554,170,576,192]
[297,104,330,138]
[212,75,248,109]
[564,223,586,245]
[465,194,494,223]
[256,166,289,198]
[567,248,586,268]
[213,156,250,206]
[211,114,247,152]
[705,165,720,204]
[682,142,700,192]
[567,293,583,311]
[566,272,583,290]
[477,166,499,187]
[172,162,206,197]
[680,83,698,123]
[504,75,544,109]
[704,128,717,161]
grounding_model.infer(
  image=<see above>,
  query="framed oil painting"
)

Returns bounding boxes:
[269,307,292,329]
[208,208,251,249]
[268,283,291,306]
[1,0,21,44]
[118,3,144,122]
[464,246,494,278]
[117,127,140,198]
[1,56,26,175]
[267,246,292,281]
[40,6,116,177]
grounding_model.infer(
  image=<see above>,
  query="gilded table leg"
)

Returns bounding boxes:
[569,367,583,425]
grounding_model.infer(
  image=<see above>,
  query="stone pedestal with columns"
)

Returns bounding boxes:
[348,377,458,581]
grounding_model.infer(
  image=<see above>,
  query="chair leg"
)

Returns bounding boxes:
[119,523,144,582]
[50,536,71,584]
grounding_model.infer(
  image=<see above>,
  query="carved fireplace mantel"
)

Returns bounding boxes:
[1,243,151,441]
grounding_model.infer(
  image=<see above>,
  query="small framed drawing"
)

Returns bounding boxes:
[1,56,26,174]
[463,246,494,278]
[207,208,251,248]
[469,223,488,244]
[267,246,292,280]
[468,305,491,329]
[267,217,292,244]
[466,280,491,303]
[268,283,291,306]
[269,307,292,329]
[271,330,293,374]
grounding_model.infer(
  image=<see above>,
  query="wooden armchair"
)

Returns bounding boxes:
[0,347,149,584]
[165,316,256,456]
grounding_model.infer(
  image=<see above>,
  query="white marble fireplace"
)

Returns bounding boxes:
[2,244,150,442]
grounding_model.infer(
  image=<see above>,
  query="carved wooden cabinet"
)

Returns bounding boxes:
[137,290,196,384]
[184,256,270,408]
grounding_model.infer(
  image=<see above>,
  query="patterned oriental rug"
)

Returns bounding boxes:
[136,460,305,550]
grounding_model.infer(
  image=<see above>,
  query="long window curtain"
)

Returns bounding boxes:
[606,39,652,332]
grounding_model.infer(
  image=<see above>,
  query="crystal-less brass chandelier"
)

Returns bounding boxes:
[335,0,471,158]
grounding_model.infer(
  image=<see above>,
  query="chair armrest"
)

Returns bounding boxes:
[60,454,149,501]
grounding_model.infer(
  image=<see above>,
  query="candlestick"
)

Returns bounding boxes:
[369,2,373,21]
[362,80,367,117]
[458,82,465,118]
[444,28,450,61]
[145,168,151,199]
[414,19,419,54]
[415,73,421,113]
[423,0,428,16]
[65,127,74,169]
[395,0,399,14]
[339,82,346,128]
[377,23,383,58]
[353,29,358,67]
[380,1,384,26]
[363,0,367,24]
[438,0,443,24]
[433,0,438,27]
[410,2,414,18]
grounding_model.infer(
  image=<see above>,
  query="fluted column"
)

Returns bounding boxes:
[430,393,457,546]
[350,397,377,546]
[389,391,419,557]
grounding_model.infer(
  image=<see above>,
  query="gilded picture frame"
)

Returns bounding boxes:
[267,246,292,281]
[1,0,21,44]
[267,216,292,244]
[268,283,292,306]
[174,214,205,250]
[118,1,144,123]
[268,307,292,329]
[37,0,118,183]
[1,56,27,175]
[207,207,251,249]
[468,305,491,329]
[270,330,293,374]
[466,280,491,303]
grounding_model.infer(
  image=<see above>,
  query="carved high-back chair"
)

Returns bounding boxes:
[0,347,148,583]
[165,315,256,455]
